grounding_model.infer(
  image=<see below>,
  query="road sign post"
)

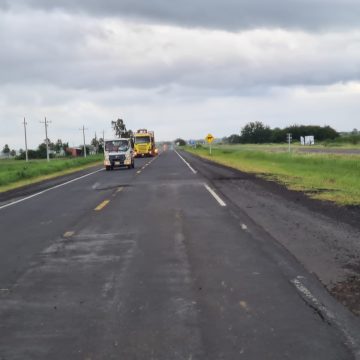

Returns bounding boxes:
[205,134,215,155]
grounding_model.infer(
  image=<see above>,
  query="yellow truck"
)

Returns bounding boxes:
[134,129,158,157]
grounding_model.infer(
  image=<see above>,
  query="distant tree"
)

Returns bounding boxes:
[98,138,104,153]
[2,144,10,156]
[351,128,358,135]
[91,135,99,153]
[241,121,272,143]
[111,118,132,138]
[226,134,242,144]
[174,138,186,146]
[37,142,48,158]
[10,149,16,157]
[270,127,286,143]
[283,125,339,142]
[54,139,63,153]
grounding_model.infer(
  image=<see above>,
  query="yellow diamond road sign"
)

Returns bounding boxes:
[206,134,215,144]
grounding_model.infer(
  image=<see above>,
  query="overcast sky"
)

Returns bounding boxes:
[1,0,360,149]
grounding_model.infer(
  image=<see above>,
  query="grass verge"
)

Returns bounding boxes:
[184,145,360,206]
[0,156,103,193]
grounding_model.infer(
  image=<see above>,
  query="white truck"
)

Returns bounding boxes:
[104,138,135,171]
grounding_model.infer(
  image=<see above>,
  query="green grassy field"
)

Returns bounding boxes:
[0,155,103,192]
[185,145,360,206]
[212,143,360,152]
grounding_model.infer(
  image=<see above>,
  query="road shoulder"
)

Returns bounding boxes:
[180,149,360,317]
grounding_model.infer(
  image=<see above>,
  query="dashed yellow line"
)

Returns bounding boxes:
[94,199,110,211]
[63,231,74,238]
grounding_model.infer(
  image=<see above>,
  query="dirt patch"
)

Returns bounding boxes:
[330,276,360,316]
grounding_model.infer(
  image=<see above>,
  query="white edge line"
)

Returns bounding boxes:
[174,150,197,174]
[204,184,226,207]
[291,278,335,321]
[289,278,360,352]
[0,168,104,211]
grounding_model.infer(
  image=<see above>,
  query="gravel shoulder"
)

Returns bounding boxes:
[181,150,360,316]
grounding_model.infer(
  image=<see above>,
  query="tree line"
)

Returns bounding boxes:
[1,117,131,160]
[223,122,339,144]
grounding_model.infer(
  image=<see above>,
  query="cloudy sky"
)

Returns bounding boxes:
[1,0,360,149]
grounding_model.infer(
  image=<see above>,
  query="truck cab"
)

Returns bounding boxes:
[104,138,135,170]
[134,129,158,157]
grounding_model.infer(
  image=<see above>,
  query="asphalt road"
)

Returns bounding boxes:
[0,149,359,359]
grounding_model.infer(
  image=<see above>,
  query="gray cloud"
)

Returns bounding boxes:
[1,3,360,149]
[3,0,360,31]
[1,11,360,94]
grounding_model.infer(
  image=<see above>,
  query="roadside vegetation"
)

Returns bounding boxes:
[223,123,340,144]
[185,145,360,206]
[0,155,103,192]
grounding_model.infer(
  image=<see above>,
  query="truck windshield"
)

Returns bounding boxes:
[105,140,129,152]
[135,136,151,144]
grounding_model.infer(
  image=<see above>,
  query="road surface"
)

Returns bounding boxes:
[0,150,359,359]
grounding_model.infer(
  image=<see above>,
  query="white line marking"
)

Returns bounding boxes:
[175,150,197,174]
[204,184,226,207]
[63,231,75,238]
[292,277,360,353]
[241,224,248,230]
[291,278,335,320]
[0,168,104,211]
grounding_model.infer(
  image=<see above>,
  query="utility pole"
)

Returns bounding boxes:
[23,117,28,162]
[102,130,105,154]
[287,133,292,153]
[40,117,51,162]
[80,125,88,158]
[94,131,99,154]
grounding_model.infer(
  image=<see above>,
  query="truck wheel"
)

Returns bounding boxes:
[105,166,110,171]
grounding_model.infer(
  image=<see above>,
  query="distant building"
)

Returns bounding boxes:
[67,147,82,157]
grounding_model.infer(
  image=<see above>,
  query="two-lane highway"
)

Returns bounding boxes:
[0,150,357,359]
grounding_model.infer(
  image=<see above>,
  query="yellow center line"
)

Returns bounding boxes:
[63,231,74,238]
[94,199,110,211]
